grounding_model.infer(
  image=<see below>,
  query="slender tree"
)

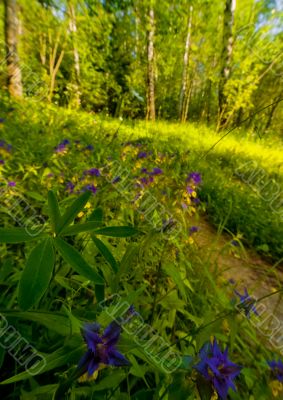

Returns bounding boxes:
[4,0,23,98]
[147,4,155,121]
[218,0,236,129]
[47,29,65,102]
[179,5,193,122]
[68,0,81,106]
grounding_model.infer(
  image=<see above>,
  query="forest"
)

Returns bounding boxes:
[0,0,282,399]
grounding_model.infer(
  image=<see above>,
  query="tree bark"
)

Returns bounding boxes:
[4,0,23,98]
[218,0,236,129]
[68,1,81,107]
[147,6,155,121]
[179,5,193,122]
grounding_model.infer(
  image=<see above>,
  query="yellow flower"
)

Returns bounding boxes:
[222,319,230,335]
[270,380,283,397]
[78,369,99,383]
[210,391,218,400]
[187,237,194,245]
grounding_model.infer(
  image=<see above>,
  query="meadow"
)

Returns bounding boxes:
[0,98,282,399]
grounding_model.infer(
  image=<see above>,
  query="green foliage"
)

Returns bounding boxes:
[18,238,55,310]
[0,102,281,399]
[1,0,282,129]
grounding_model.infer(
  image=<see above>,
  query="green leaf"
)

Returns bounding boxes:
[0,348,5,369]
[54,237,104,285]
[82,371,126,392]
[26,191,46,202]
[47,190,61,233]
[1,311,72,336]
[62,221,102,236]
[93,226,141,238]
[95,284,105,303]
[162,263,187,301]
[119,244,138,276]
[92,235,118,272]
[0,336,84,385]
[57,191,91,234]
[88,207,103,222]
[0,228,45,243]
[18,238,55,311]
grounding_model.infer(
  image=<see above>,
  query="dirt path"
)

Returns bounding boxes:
[194,217,283,322]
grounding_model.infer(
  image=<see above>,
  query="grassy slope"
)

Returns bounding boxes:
[101,119,283,261]
[1,100,282,261]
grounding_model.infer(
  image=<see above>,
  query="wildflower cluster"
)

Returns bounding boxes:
[0,139,12,166]
[268,359,283,397]
[181,171,202,211]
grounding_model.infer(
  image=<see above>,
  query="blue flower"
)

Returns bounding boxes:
[83,184,97,194]
[268,359,283,382]
[192,198,200,204]
[0,140,12,152]
[0,118,5,123]
[137,151,147,159]
[0,160,4,165]
[195,338,241,400]
[8,181,16,187]
[84,168,100,177]
[85,145,94,151]
[66,181,75,193]
[189,226,199,234]
[78,321,130,377]
[187,172,202,185]
[234,288,258,318]
[55,143,67,153]
[186,186,194,194]
[149,167,163,176]
[112,176,121,184]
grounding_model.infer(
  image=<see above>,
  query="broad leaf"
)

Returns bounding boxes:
[0,336,84,385]
[57,191,91,234]
[54,237,104,285]
[93,226,141,238]
[92,235,118,272]
[88,207,103,222]
[18,238,55,311]
[1,311,72,336]
[0,228,45,243]
[47,190,61,233]
[62,221,102,236]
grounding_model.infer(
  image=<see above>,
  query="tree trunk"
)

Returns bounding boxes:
[48,30,65,103]
[218,0,236,129]
[265,92,282,131]
[179,5,193,122]
[147,6,155,121]
[68,1,81,107]
[4,0,23,98]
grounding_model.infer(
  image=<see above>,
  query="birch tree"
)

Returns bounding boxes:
[4,0,23,98]
[218,0,236,129]
[147,4,155,121]
[68,0,81,107]
[179,5,193,122]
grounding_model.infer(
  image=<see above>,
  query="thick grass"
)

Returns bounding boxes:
[1,99,282,261]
